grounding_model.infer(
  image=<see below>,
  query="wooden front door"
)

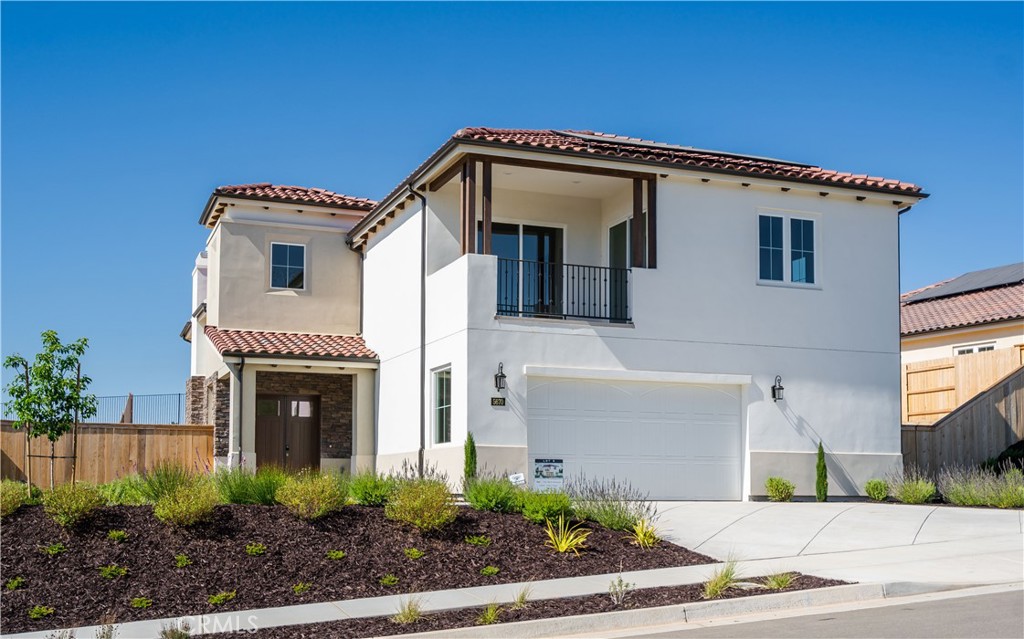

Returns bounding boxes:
[255,395,320,471]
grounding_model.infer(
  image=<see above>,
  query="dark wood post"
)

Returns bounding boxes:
[646,177,657,268]
[482,159,493,255]
[465,160,476,254]
[631,178,645,268]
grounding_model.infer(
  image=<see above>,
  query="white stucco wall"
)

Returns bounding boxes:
[365,167,908,496]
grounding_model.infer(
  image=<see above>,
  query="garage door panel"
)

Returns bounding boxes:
[528,377,742,501]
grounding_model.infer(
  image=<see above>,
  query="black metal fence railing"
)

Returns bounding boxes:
[2,393,186,425]
[497,258,631,322]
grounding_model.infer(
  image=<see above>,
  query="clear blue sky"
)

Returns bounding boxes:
[2,2,1022,397]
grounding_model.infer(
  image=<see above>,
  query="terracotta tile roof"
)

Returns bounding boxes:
[453,128,925,195]
[214,183,377,211]
[900,282,1024,336]
[204,326,377,360]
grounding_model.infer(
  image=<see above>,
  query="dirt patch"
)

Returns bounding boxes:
[205,574,849,638]
[1,504,716,633]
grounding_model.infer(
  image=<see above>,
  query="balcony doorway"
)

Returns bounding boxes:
[480,222,564,317]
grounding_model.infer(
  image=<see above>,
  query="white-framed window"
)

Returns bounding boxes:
[433,368,451,444]
[270,242,305,290]
[954,342,996,356]
[758,213,816,285]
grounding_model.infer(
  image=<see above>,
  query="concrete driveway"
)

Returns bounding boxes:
[655,501,1023,585]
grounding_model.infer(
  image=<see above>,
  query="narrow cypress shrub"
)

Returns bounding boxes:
[816,441,828,502]
[463,432,478,487]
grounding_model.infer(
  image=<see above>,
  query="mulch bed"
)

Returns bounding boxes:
[205,574,849,638]
[1,504,716,633]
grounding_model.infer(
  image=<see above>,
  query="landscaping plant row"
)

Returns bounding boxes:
[762,463,1024,507]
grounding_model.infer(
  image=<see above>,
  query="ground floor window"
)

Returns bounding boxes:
[434,368,451,444]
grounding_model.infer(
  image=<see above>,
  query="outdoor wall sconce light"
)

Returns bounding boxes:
[494,362,507,392]
[771,375,785,402]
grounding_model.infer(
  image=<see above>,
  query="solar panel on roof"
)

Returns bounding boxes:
[904,262,1024,303]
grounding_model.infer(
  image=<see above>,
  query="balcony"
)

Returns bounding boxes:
[496,258,631,322]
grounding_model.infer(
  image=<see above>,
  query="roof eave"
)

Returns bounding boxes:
[217,350,380,364]
[201,193,375,228]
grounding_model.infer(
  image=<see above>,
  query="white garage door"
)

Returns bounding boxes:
[527,377,742,500]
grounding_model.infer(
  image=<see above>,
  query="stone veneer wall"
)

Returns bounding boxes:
[184,376,207,425]
[255,372,353,459]
[206,373,230,457]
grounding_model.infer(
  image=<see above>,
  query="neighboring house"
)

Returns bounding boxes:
[186,128,928,499]
[182,183,380,473]
[900,262,1024,424]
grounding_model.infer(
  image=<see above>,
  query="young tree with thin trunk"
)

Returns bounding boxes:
[3,331,98,488]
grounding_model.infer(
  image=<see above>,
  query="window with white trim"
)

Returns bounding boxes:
[758,214,816,285]
[434,368,451,444]
[270,243,305,289]
[954,343,995,356]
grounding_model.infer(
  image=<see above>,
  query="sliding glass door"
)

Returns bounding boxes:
[480,222,563,317]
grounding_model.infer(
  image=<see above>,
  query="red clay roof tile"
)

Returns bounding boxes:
[453,128,924,195]
[214,183,377,211]
[204,326,377,360]
[900,282,1024,336]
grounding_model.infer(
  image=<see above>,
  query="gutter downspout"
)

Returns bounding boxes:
[408,186,429,478]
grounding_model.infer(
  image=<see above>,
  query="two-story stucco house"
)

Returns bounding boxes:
[185,128,927,499]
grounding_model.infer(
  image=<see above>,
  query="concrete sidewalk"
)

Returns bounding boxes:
[4,502,1020,638]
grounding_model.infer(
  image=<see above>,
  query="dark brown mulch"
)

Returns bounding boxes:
[207,574,849,638]
[0,504,715,633]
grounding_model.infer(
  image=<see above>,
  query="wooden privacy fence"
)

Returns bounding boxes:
[902,366,1024,475]
[903,346,1024,425]
[0,421,214,487]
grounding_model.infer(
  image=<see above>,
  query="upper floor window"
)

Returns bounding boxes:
[758,214,816,285]
[271,243,305,289]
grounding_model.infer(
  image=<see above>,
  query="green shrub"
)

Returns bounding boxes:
[763,571,794,590]
[28,604,54,620]
[391,597,422,624]
[565,475,657,531]
[628,518,661,549]
[464,476,520,513]
[464,534,491,547]
[544,515,591,555]
[865,479,889,501]
[349,471,398,506]
[140,462,195,502]
[888,467,936,505]
[464,432,478,486]
[1,479,28,517]
[99,564,128,579]
[816,441,828,502]
[938,465,1024,508]
[292,582,311,595]
[153,481,219,527]
[379,574,399,587]
[98,475,148,505]
[174,553,192,568]
[520,490,573,524]
[326,549,347,560]
[765,477,795,502]
[43,483,105,528]
[275,471,347,521]
[480,565,500,576]
[39,542,66,556]
[159,621,192,639]
[403,547,425,560]
[215,466,290,505]
[107,529,128,543]
[385,478,457,532]
[5,576,26,590]
[207,590,236,606]
[131,597,153,609]
[245,542,267,556]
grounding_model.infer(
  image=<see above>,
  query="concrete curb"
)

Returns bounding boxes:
[398,583,886,638]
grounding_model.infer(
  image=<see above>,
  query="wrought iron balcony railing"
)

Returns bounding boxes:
[496,258,631,322]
